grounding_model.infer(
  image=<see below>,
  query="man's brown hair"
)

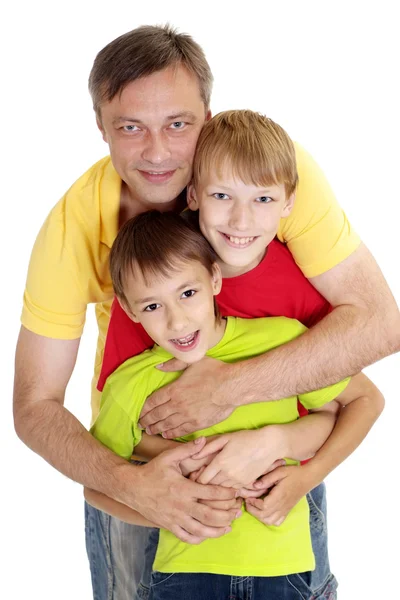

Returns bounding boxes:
[110,211,218,309]
[89,24,213,116]
[193,110,298,197]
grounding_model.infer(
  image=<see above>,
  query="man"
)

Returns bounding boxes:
[14,24,400,600]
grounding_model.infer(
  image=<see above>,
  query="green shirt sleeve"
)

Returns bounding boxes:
[298,377,351,410]
[90,385,142,460]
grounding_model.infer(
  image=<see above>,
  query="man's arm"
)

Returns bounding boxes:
[139,243,399,437]
[13,327,237,544]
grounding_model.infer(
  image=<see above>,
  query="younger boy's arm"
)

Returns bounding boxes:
[245,372,384,525]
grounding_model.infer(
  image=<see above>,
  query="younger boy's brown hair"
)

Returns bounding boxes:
[110,211,219,310]
[192,110,298,197]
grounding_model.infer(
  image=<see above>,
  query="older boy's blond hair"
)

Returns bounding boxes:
[193,110,298,196]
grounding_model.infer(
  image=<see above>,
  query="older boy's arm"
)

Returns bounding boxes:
[140,244,399,437]
[84,487,158,528]
[245,373,384,525]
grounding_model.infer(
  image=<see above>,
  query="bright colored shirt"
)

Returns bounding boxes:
[98,239,332,390]
[91,316,350,576]
[21,145,360,422]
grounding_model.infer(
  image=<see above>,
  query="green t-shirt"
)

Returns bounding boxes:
[91,316,349,577]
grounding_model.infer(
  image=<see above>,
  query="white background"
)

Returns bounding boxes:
[2,1,399,598]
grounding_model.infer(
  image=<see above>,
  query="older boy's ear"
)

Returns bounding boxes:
[282,192,295,218]
[187,183,199,211]
[96,116,108,143]
[211,263,223,295]
[116,296,140,323]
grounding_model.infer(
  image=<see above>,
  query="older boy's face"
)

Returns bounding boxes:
[98,66,209,209]
[122,260,223,364]
[189,170,294,277]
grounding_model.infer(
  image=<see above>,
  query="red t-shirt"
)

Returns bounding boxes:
[98,239,332,405]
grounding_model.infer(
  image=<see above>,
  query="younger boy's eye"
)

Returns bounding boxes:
[256,196,273,203]
[212,193,229,200]
[181,289,196,299]
[144,303,160,312]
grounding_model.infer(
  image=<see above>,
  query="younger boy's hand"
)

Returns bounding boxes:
[245,464,311,526]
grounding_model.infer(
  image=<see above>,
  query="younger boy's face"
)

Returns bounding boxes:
[121,260,223,363]
[189,169,294,277]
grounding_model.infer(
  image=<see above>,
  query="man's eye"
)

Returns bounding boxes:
[170,121,185,129]
[212,193,229,200]
[182,290,196,298]
[256,196,272,203]
[144,303,160,312]
[123,125,139,132]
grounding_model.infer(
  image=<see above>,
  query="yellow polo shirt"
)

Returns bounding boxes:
[21,147,360,421]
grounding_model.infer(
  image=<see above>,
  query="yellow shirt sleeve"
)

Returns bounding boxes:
[277,143,361,278]
[299,376,351,410]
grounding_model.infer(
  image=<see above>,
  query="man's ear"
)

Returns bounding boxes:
[211,263,223,295]
[96,116,108,143]
[205,109,212,122]
[187,183,199,211]
[281,192,295,218]
[116,295,139,323]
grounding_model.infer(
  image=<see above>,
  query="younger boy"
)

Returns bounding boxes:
[86,210,383,600]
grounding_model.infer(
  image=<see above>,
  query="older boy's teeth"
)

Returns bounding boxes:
[229,235,254,245]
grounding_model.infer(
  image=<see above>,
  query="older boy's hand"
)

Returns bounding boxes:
[245,464,311,526]
[139,356,236,437]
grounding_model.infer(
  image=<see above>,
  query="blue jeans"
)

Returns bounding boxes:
[148,571,337,600]
[85,482,336,600]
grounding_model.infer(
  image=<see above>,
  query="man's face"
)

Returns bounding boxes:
[122,260,223,364]
[98,66,209,207]
[189,169,294,277]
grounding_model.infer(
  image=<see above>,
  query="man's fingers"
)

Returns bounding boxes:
[192,481,237,502]
[146,414,190,436]
[192,503,239,528]
[197,464,222,485]
[139,387,171,421]
[160,422,197,439]
[200,497,242,511]
[239,486,269,499]
[156,358,189,372]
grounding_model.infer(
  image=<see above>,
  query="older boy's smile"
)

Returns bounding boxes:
[220,232,258,248]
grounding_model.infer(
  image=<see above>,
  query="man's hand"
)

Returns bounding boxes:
[129,437,239,544]
[245,464,310,526]
[139,357,236,438]
[192,428,287,489]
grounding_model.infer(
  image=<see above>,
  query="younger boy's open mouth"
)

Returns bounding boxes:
[169,330,200,352]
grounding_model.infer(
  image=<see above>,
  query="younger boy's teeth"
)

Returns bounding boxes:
[172,332,197,345]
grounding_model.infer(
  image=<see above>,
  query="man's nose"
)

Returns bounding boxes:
[142,132,171,165]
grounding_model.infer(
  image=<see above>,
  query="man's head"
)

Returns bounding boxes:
[89,25,212,208]
[109,211,224,363]
[188,110,298,276]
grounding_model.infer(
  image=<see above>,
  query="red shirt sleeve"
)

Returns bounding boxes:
[97,298,154,391]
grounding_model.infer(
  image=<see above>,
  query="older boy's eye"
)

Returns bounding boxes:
[144,303,160,312]
[212,193,229,200]
[181,290,196,298]
[256,196,272,203]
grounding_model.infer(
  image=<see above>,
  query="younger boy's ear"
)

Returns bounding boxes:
[211,263,223,295]
[281,192,295,218]
[187,183,199,211]
[116,296,140,323]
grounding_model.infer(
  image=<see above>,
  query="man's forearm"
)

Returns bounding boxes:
[14,398,136,504]
[229,303,399,404]
[84,487,158,528]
